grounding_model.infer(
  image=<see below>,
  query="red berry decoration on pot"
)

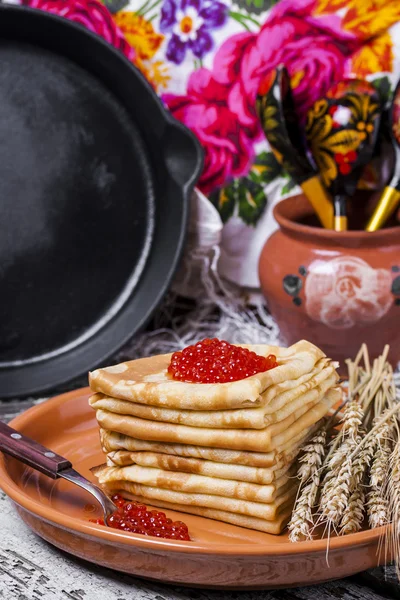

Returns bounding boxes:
[168,338,278,383]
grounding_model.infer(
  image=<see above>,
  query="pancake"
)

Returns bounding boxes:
[99,423,319,467]
[121,494,293,534]
[259,358,334,407]
[92,463,294,503]
[105,451,290,484]
[97,480,297,521]
[89,361,337,429]
[93,383,339,452]
[89,340,326,410]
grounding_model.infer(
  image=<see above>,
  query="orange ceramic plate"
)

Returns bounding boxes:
[0,388,390,590]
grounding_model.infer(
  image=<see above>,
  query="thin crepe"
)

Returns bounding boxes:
[89,340,326,410]
[95,479,297,520]
[119,493,293,534]
[105,451,290,484]
[94,383,340,452]
[92,463,294,503]
[89,361,337,430]
[257,358,335,407]
[99,423,318,467]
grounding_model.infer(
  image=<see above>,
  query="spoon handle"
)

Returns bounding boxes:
[0,421,72,479]
[300,176,334,229]
[366,185,400,231]
[333,195,348,232]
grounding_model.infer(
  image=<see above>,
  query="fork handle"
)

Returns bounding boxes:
[0,421,72,479]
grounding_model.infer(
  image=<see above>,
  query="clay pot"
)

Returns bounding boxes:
[259,193,400,370]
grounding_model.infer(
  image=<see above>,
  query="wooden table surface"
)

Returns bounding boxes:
[1,395,399,600]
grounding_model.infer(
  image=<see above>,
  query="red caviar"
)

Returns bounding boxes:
[168,338,278,383]
[90,494,191,541]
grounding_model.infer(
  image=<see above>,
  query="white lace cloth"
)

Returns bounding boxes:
[118,188,282,360]
[117,188,400,383]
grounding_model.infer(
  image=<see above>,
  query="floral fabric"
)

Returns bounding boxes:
[160,0,228,65]
[17,0,400,286]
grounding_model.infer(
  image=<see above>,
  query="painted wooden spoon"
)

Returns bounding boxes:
[306,79,381,231]
[256,65,333,229]
[366,78,400,231]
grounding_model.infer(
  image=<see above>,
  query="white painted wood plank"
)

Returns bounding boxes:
[0,401,394,600]
[0,490,388,600]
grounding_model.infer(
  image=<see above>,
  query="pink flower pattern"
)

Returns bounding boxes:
[164,0,360,193]
[24,0,136,62]
[164,69,254,194]
[304,257,394,329]
[19,0,399,206]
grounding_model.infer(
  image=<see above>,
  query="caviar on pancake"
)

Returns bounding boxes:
[168,338,278,383]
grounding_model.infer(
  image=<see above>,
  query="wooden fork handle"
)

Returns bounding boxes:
[0,421,72,479]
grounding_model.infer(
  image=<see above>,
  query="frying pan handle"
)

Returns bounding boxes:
[163,121,203,192]
[0,421,72,479]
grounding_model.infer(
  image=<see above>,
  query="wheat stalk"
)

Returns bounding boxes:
[370,423,393,488]
[336,431,375,533]
[366,418,394,530]
[368,489,389,529]
[319,400,364,512]
[350,431,375,487]
[341,400,364,441]
[340,487,365,535]
[348,401,400,461]
[319,421,373,528]
[288,477,320,542]
[319,443,353,525]
[287,343,399,548]
[288,426,328,541]
[385,440,400,577]
[323,399,364,469]
[367,423,395,529]
[297,427,327,482]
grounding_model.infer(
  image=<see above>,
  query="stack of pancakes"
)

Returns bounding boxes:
[89,340,340,534]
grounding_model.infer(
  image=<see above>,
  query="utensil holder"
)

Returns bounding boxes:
[259,193,400,372]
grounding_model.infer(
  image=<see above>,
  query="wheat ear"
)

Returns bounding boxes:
[366,419,394,529]
[338,431,375,534]
[341,400,363,441]
[340,487,365,535]
[370,422,393,487]
[288,427,328,541]
[288,478,320,542]
[319,442,353,526]
[297,427,327,482]
[318,398,365,523]
[386,440,400,577]
[368,489,389,529]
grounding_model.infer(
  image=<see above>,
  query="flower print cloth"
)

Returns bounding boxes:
[25,0,136,61]
[160,0,228,65]
[17,0,400,288]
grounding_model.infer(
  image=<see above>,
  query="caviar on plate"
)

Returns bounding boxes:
[168,337,278,383]
[90,494,191,541]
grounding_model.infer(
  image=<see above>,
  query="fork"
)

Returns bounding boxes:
[0,421,116,524]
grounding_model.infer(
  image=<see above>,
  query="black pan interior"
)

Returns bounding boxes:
[0,5,202,398]
[0,41,154,363]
